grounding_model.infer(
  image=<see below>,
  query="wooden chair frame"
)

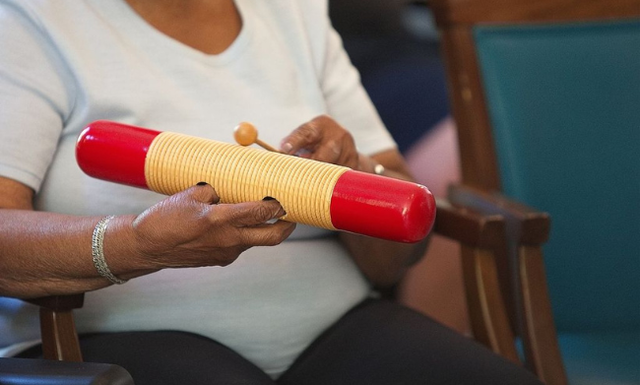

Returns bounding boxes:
[427,0,640,383]
[429,0,640,192]
[26,295,84,362]
[448,185,563,383]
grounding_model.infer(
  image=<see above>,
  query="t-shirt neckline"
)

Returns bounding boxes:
[111,0,253,66]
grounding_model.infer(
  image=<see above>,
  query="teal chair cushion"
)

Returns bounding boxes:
[473,18,640,385]
[473,20,640,332]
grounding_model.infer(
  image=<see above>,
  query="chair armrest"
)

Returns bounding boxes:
[433,198,521,362]
[448,185,567,383]
[0,358,134,385]
[433,198,506,249]
[447,184,550,245]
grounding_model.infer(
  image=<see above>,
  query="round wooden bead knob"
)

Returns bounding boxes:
[234,122,280,152]
[234,122,258,146]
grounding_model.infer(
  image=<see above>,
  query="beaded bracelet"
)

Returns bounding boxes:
[91,215,128,285]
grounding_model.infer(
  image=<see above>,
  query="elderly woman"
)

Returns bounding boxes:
[0,0,542,384]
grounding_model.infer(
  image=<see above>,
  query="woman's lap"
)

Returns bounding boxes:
[16,299,542,385]
[17,330,275,385]
[279,298,542,385]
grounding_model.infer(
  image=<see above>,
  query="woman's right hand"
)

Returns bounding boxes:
[120,183,296,271]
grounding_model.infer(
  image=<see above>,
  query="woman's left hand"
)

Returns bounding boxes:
[280,115,361,170]
[279,115,428,289]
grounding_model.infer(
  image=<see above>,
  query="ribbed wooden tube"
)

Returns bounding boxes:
[145,131,347,229]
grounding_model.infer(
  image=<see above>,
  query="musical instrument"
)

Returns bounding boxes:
[76,121,436,243]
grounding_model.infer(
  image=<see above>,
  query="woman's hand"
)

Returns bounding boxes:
[279,115,428,288]
[124,183,296,271]
[280,115,361,170]
[0,177,295,298]
[280,115,393,176]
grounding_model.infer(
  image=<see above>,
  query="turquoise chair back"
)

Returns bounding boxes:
[473,19,640,383]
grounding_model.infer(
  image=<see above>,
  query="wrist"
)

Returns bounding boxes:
[91,216,127,284]
[102,215,158,280]
[357,153,385,175]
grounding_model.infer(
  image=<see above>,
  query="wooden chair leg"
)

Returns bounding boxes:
[27,294,84,362]
[461,245,521,364]
[519,246,568,385]
[39,307,83,361]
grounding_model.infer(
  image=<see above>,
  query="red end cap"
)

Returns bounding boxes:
[75,121,161,188]
[330,171,436,243]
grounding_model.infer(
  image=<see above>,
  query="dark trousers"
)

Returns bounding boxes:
[18,299,542,385]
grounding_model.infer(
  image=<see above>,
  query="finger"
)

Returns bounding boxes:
[280,121,323,155]
[190,182,221,205]
[214,200,287,227]
[310,139,342,164]
[239,220,297,246]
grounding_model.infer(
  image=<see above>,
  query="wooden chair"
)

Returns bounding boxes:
[0,298,135,384]
[430,0,640,384]
[2,199,515,384]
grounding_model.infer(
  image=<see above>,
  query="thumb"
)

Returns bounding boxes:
[187,182,221,205]
[221,199,287,227]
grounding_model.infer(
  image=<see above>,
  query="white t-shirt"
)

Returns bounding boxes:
[0,0,397,377]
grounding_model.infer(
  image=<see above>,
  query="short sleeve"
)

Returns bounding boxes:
[0,2,73,191]
[317,11,397,155]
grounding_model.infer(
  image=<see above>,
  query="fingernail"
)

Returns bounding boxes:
[197,181,208,186]
[262,196,275,201]
[281,142,293,153]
